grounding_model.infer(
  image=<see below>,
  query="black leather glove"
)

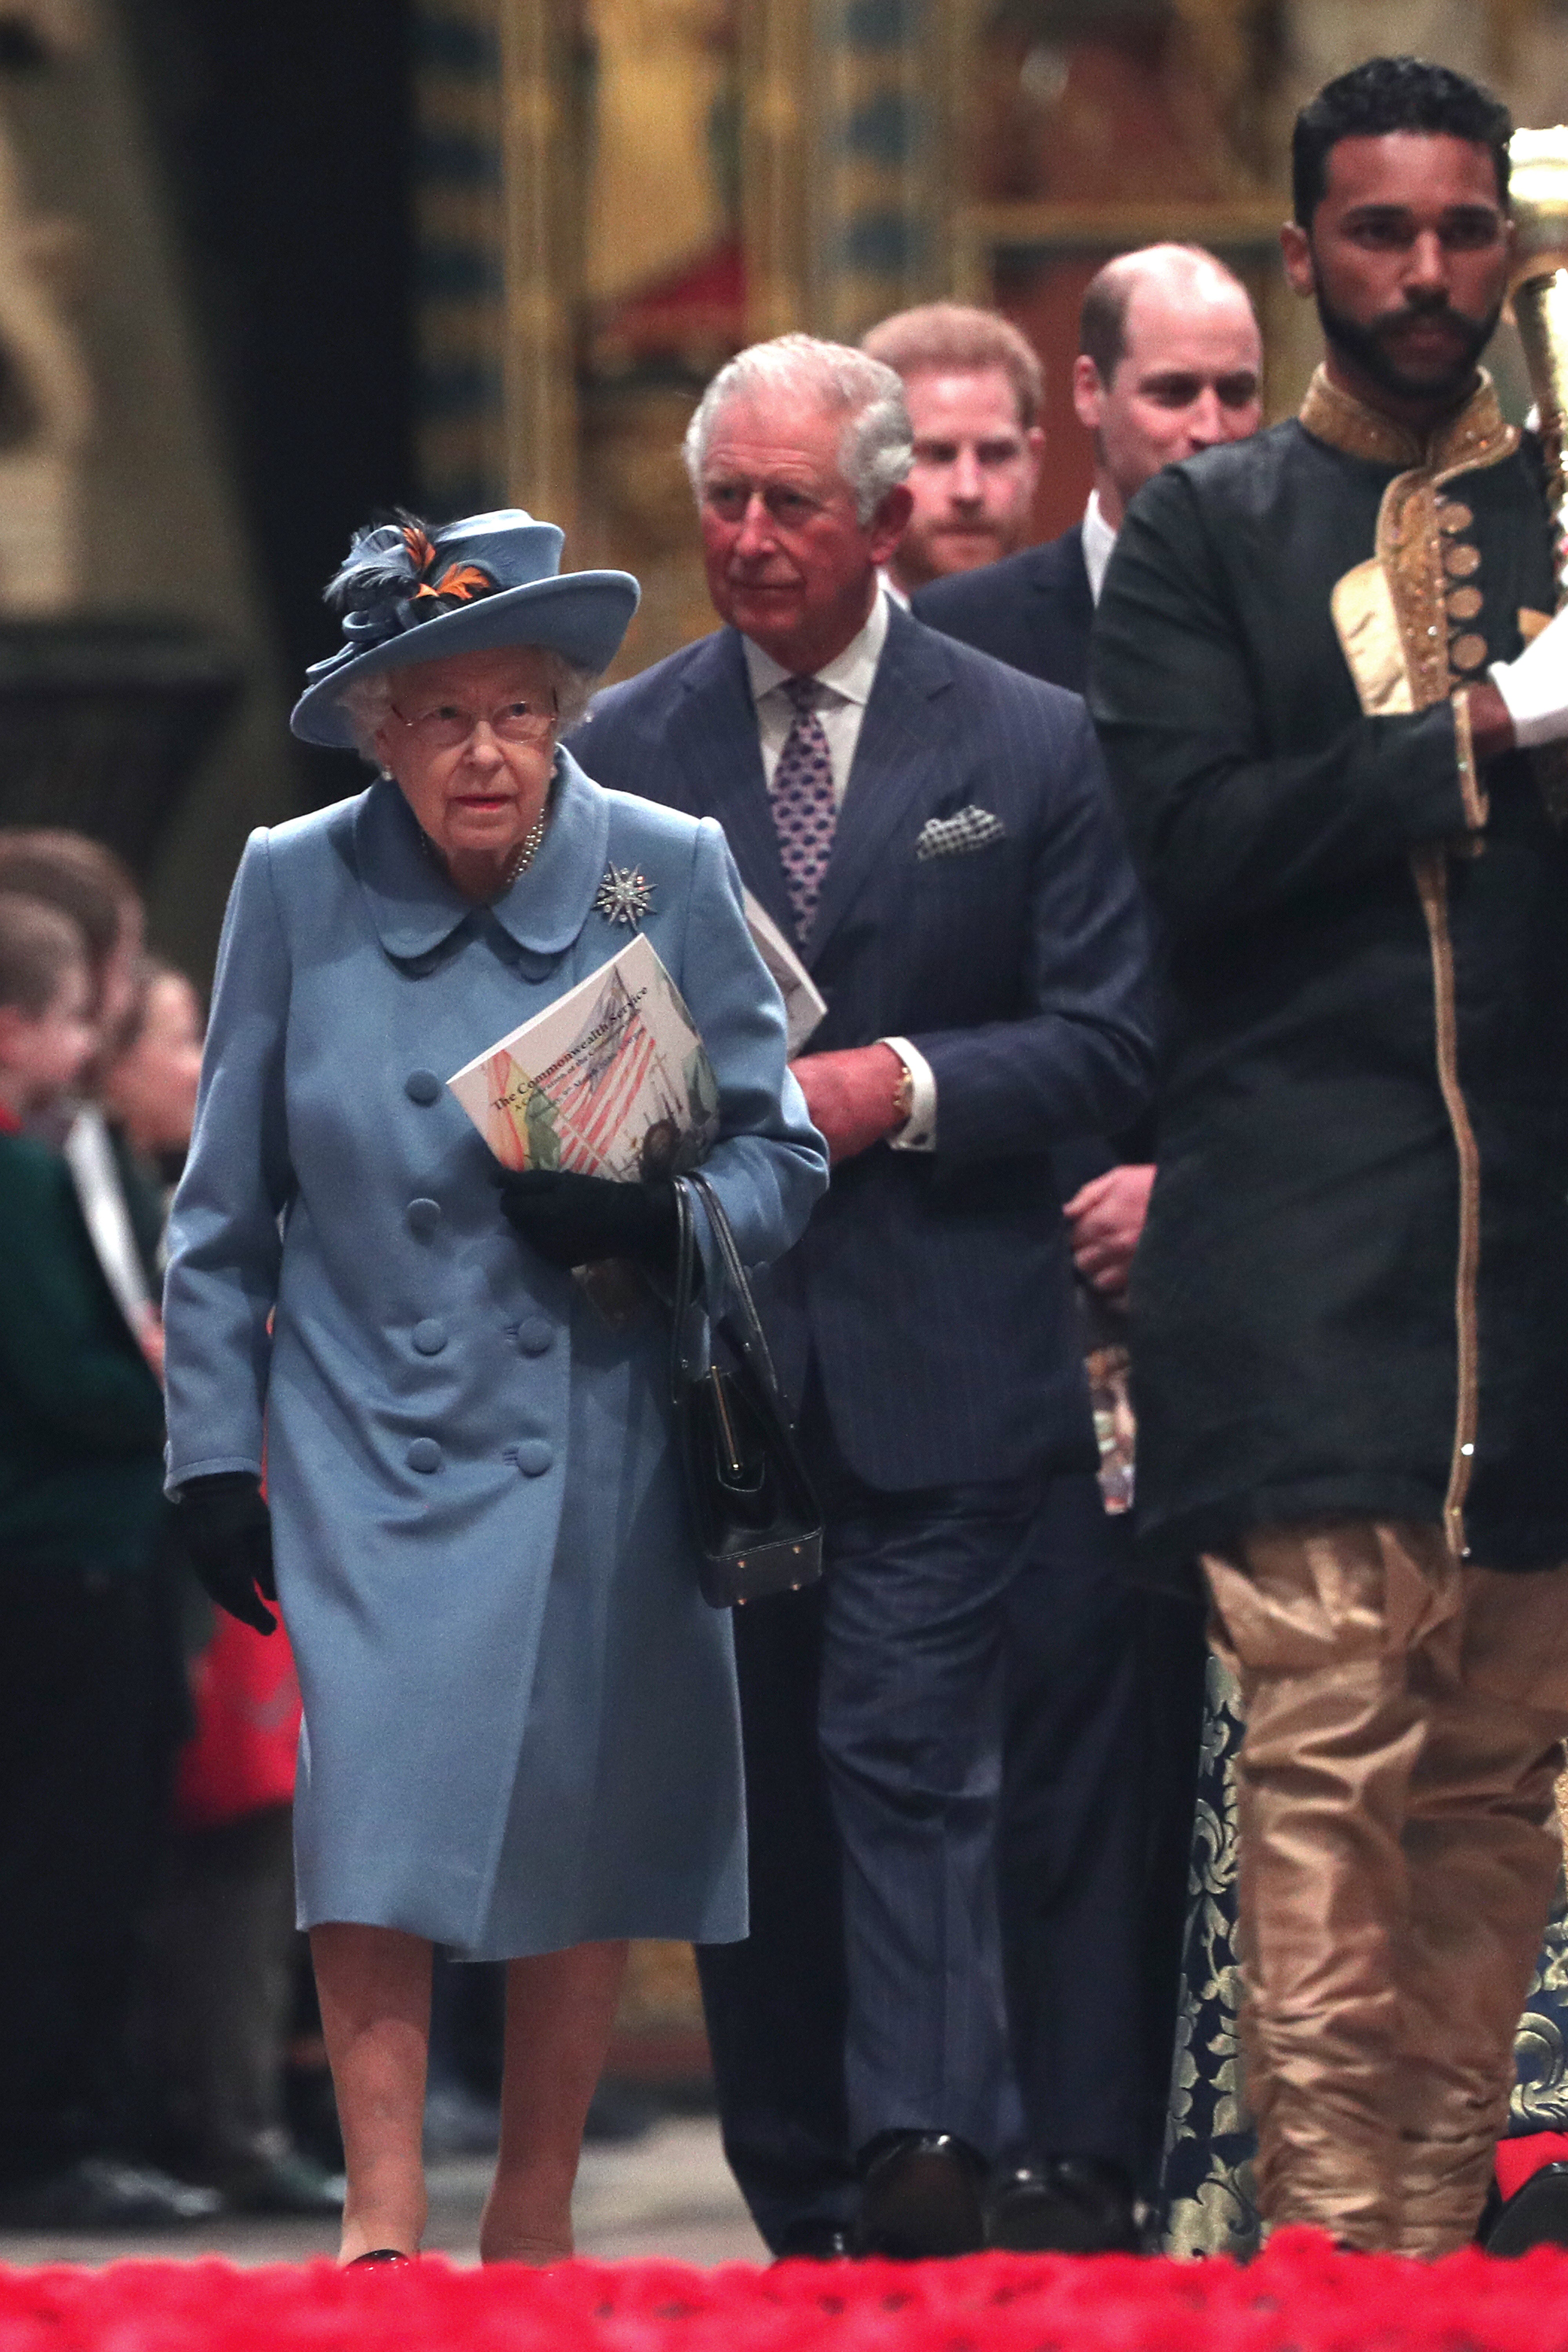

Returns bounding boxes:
[172,1472,278,1636]
[497,1168,678,1273]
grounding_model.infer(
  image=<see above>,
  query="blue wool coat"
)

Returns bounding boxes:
[162,753,827,1958]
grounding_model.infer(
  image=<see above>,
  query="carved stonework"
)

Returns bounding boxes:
[0,3,91,613]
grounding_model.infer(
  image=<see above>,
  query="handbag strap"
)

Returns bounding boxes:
[670,1174,703,1399]
[672,1170,788,1410]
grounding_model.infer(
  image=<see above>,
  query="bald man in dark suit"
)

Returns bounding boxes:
[909,250,1265,2223]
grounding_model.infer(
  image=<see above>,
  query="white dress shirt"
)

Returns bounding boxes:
[740,587,936,1150]
[1081,488,1117,605]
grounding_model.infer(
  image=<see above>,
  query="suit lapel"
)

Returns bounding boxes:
[1050,527,1094,628]
[807,606,955,963]
[666,630,796,936]
[1025,526,1094,688]
[1028,526,1093,621]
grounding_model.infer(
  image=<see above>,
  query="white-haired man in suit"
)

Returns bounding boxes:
[574,334,1156,2261]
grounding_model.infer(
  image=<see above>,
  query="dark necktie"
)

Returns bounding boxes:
[768,674,837,943]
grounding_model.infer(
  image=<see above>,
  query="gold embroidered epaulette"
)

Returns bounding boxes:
[1310,369,1515,785]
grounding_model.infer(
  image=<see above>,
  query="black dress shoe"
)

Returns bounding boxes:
[1482,2162,1568,2255]
[771,2218,854,2262]
[347,2248,414,2267]
[0,2157,222,2230]
[988,2156,1142,2254]
[853,2130,988,2260]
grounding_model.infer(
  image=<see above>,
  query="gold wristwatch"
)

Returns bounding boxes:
[890,1054,915,1127]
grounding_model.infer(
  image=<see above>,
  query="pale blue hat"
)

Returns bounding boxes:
[290,509,640,749]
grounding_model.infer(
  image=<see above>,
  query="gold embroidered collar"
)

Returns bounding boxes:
[1298,365,1514,475]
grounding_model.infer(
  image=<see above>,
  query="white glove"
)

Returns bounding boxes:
[1490,603,1568,748]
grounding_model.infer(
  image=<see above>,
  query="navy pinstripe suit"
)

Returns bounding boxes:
[573,602,1156,2243]
[911,524,1096,697]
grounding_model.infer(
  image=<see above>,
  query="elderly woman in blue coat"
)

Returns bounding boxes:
[160,511,827,2266]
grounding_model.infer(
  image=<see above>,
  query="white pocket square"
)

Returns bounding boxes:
[915,806,1007,861]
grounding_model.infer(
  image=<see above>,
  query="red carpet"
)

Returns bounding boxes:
[5,2233,1568,2350]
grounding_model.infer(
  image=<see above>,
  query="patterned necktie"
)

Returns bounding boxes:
[769,674,837,943]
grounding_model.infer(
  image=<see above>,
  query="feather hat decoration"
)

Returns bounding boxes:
[292,507,639,750]
[324,515,507,637]
[322,518,429,617]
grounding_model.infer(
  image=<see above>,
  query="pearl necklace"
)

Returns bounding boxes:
[500,804,548,884]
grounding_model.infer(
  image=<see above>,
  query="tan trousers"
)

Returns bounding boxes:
[1203,1521,1568,2256]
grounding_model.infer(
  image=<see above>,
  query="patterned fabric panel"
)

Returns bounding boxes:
[914,805,1007,861]
[1158,1666,1568,2250]
[1158,1652,1261,2256]
[1508,1850,1568,2135]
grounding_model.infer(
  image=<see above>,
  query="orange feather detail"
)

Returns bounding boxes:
[431,563,493,603]
[402,524,437,574]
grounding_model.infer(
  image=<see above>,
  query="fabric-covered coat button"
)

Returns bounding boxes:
[405,1069,441,1104]
[412,1318,448,1356]
[517,1319,553,1356]
[407,1437,442,1473]
[516,1441,554,1477]
[407,1198,441,1237]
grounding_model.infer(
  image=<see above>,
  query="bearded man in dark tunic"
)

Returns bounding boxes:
[1092,57,1568,2255]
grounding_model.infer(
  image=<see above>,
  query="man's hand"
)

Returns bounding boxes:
[1466,679,1516,764]
[789,1043,906,1165]
[1487,607,1568,751]
[1064,1162,1156,1301]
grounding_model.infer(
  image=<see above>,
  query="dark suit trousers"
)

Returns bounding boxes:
[998,1475,1150,2179]
[696,1576,854,2249]
[698,1372,1031,2247]
[998,1480,1210,2189]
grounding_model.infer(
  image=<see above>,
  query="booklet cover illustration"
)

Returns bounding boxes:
[446,933,720,1181]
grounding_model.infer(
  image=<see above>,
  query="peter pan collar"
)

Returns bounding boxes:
[353,746,612,962]
[1298,363,1516,475]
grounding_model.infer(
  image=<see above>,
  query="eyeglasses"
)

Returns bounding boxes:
[390,696,558,751]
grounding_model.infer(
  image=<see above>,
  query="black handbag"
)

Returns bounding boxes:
[670,1169,824,1609]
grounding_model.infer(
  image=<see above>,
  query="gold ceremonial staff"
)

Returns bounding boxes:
[1509,128,1568,599]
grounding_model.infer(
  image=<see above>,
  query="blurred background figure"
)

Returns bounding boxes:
[137,1596,339,2218]
[0,831,162,1374]
[0,873,211,2231]
[101,960,204,1195]
[99,963,344,2221]
[0,831,145,1045]
[860,303,1044,601]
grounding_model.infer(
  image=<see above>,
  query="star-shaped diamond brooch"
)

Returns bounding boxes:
[593,864,655,929]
